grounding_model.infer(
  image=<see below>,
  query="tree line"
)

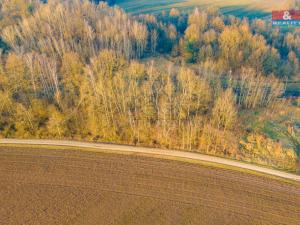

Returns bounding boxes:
[0,0,298,170]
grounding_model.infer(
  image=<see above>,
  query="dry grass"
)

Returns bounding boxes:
[0,146,299,225]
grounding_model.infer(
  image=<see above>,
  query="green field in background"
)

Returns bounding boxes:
[115,0,288,18]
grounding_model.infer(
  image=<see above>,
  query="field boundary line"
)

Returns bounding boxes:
[0,138,299,182]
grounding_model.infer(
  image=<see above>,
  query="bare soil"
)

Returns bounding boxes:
[0,146,299,225]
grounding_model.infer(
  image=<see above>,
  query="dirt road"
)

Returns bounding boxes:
[0,139,299,182]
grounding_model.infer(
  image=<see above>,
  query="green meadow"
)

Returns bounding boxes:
[115,0,289,18]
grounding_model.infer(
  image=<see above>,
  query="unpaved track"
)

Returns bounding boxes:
[0,146,299,225]
[0,139,299,182]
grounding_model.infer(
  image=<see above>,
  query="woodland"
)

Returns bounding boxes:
[0,0,299,171]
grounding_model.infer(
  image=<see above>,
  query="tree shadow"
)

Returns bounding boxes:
[221,5,269,19]
[116,0,271,19]
[115,0,186,14]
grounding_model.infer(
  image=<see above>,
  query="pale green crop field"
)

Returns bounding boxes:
[115,0,290,18]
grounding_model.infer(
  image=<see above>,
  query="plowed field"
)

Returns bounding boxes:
[0,146,299,225]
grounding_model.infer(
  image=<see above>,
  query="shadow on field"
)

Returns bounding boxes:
[115,0,185,14]
[221,5,269,19]
[116,0,270,19]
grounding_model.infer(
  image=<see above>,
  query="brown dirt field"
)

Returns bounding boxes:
[0,146,299,225]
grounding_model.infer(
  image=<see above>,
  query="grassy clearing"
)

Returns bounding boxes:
[115,0,289,17]
[256,104,300,151]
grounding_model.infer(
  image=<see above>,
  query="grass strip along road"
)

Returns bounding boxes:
[0,139,299,182]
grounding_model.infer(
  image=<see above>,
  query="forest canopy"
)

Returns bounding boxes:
[0,0,299,171]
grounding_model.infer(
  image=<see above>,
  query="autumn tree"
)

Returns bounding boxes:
[0,1,298,170]
[2,0,148,60]
[212,89,237,131]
